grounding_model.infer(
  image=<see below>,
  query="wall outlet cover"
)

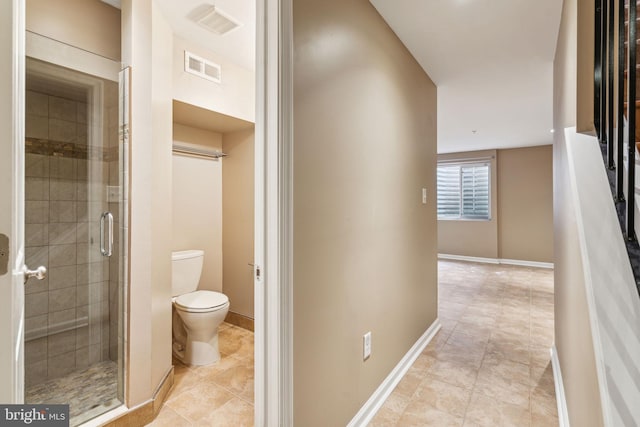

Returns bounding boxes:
[363,331,372,360]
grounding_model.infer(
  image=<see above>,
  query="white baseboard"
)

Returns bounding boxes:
[438,253,554,269]
[500,258,554,269]
[551,345,570,427]
[346,319,441,427]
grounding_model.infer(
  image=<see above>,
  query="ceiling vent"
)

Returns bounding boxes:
[194,5,242,35]
[184,51,222,84]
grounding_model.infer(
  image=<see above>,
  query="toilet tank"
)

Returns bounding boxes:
[171,250,204,296]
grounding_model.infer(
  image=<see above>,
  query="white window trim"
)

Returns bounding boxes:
[437,161,492,221]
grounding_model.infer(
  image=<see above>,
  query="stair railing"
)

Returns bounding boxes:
[595,0,640,287]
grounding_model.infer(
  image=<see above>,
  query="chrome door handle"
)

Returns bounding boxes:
[23,265,47,284]
[100,212,114,257]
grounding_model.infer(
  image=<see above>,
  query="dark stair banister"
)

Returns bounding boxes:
[618,0,626,202]
[595,0,640,292]
[596,0,603,140]
[628,0,636,241]
[608,0,615,169]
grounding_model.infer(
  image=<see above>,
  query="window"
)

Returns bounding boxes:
[437,162,490,220]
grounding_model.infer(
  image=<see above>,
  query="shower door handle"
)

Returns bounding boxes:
[23,265,47,284]
[100,212,114,257]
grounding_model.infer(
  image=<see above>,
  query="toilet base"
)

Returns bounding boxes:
[178,333,220,366]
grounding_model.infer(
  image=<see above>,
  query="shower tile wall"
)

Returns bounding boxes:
[24,88,114,388]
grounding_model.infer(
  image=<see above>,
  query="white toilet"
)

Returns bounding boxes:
[171,249,230,366]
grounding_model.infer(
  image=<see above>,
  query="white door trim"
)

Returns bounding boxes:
[255,0,294,425]
[0,0,25,404]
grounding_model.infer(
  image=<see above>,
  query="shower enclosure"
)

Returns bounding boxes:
[23,57,128,426]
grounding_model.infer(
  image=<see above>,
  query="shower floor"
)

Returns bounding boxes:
[25,360,121,426]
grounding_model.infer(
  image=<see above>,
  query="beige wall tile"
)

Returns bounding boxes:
[47,330,76,357]
[48,265,77,290]
[48,307,76,327]
[50,179,77,201]
[25,292,49,318]
[26,90,49,117]
[25,201,49,224]
[49,287,77,312]
[25,314,48,333]
[26,114,49,139]
[25,360,47,388]
[26,223,49,247]
[26,177,49,201]
[49,244,77,267]
[50,157,77,180]
[26,154,50,178]
[25,337,48,364]
[49,223,77,245]
[49,201,77,223]
[49,96,77,122]
[48,351,76,379]
[49,118,77,143]
[77,103,87,124]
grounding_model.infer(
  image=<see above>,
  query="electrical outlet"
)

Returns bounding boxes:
[363,332,372,360]
[422,188,427,204]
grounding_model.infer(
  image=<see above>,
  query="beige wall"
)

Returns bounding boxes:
[122,0,173,406]
[293,1,438,425]
[172,124,223,293]
[172,36,254,123]
[222,129,255,319]
[497,146,554,263]
[553,0,604,424]
[27,0,121,62]
[437,150,499,259]
[437,146,554,263]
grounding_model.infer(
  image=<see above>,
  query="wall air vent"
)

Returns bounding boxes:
[184,51,222,84]
[195,6,242,35]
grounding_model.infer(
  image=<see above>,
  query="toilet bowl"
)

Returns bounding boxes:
[172,250,230,366]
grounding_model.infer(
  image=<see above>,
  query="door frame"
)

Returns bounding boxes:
[0,0,25,404]
[255,0,294,425]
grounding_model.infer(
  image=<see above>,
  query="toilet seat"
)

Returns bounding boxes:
[175,290,229,313]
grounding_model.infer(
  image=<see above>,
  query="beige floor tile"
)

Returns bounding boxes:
[473,374,531,409]
[411,377,472,418]
[207,359,254,400]
[426,358,479,390]
[166,382,235,423]
[398,404,464,427]
[412,353,438,373]
[393,366,425,398]
[146,406,191,427]
[151,325,255,426]
[195,397,254,427]
[477,354,530,387]
[463,392,530,427]
[377,390,413,418]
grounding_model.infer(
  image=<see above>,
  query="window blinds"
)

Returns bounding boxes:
[437,163,490,220]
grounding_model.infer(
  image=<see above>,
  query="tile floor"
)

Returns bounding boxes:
[148,261,556,426]
[26,360,120,427]
[147,323,254,427]
[369,260,558,426]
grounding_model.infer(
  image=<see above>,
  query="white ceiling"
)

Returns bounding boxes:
[370,0,563,153]
[155,0,256,71]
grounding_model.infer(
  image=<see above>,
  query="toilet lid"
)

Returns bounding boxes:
[175,290,229,311]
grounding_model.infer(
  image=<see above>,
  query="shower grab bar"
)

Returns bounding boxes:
[100,212,114,257]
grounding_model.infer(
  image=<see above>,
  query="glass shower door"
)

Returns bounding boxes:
[23,57,126,426]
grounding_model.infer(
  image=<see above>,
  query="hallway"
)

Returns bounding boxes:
[370,260,558,426]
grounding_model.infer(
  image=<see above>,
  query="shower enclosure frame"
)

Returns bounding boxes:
[0,1,128,418]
